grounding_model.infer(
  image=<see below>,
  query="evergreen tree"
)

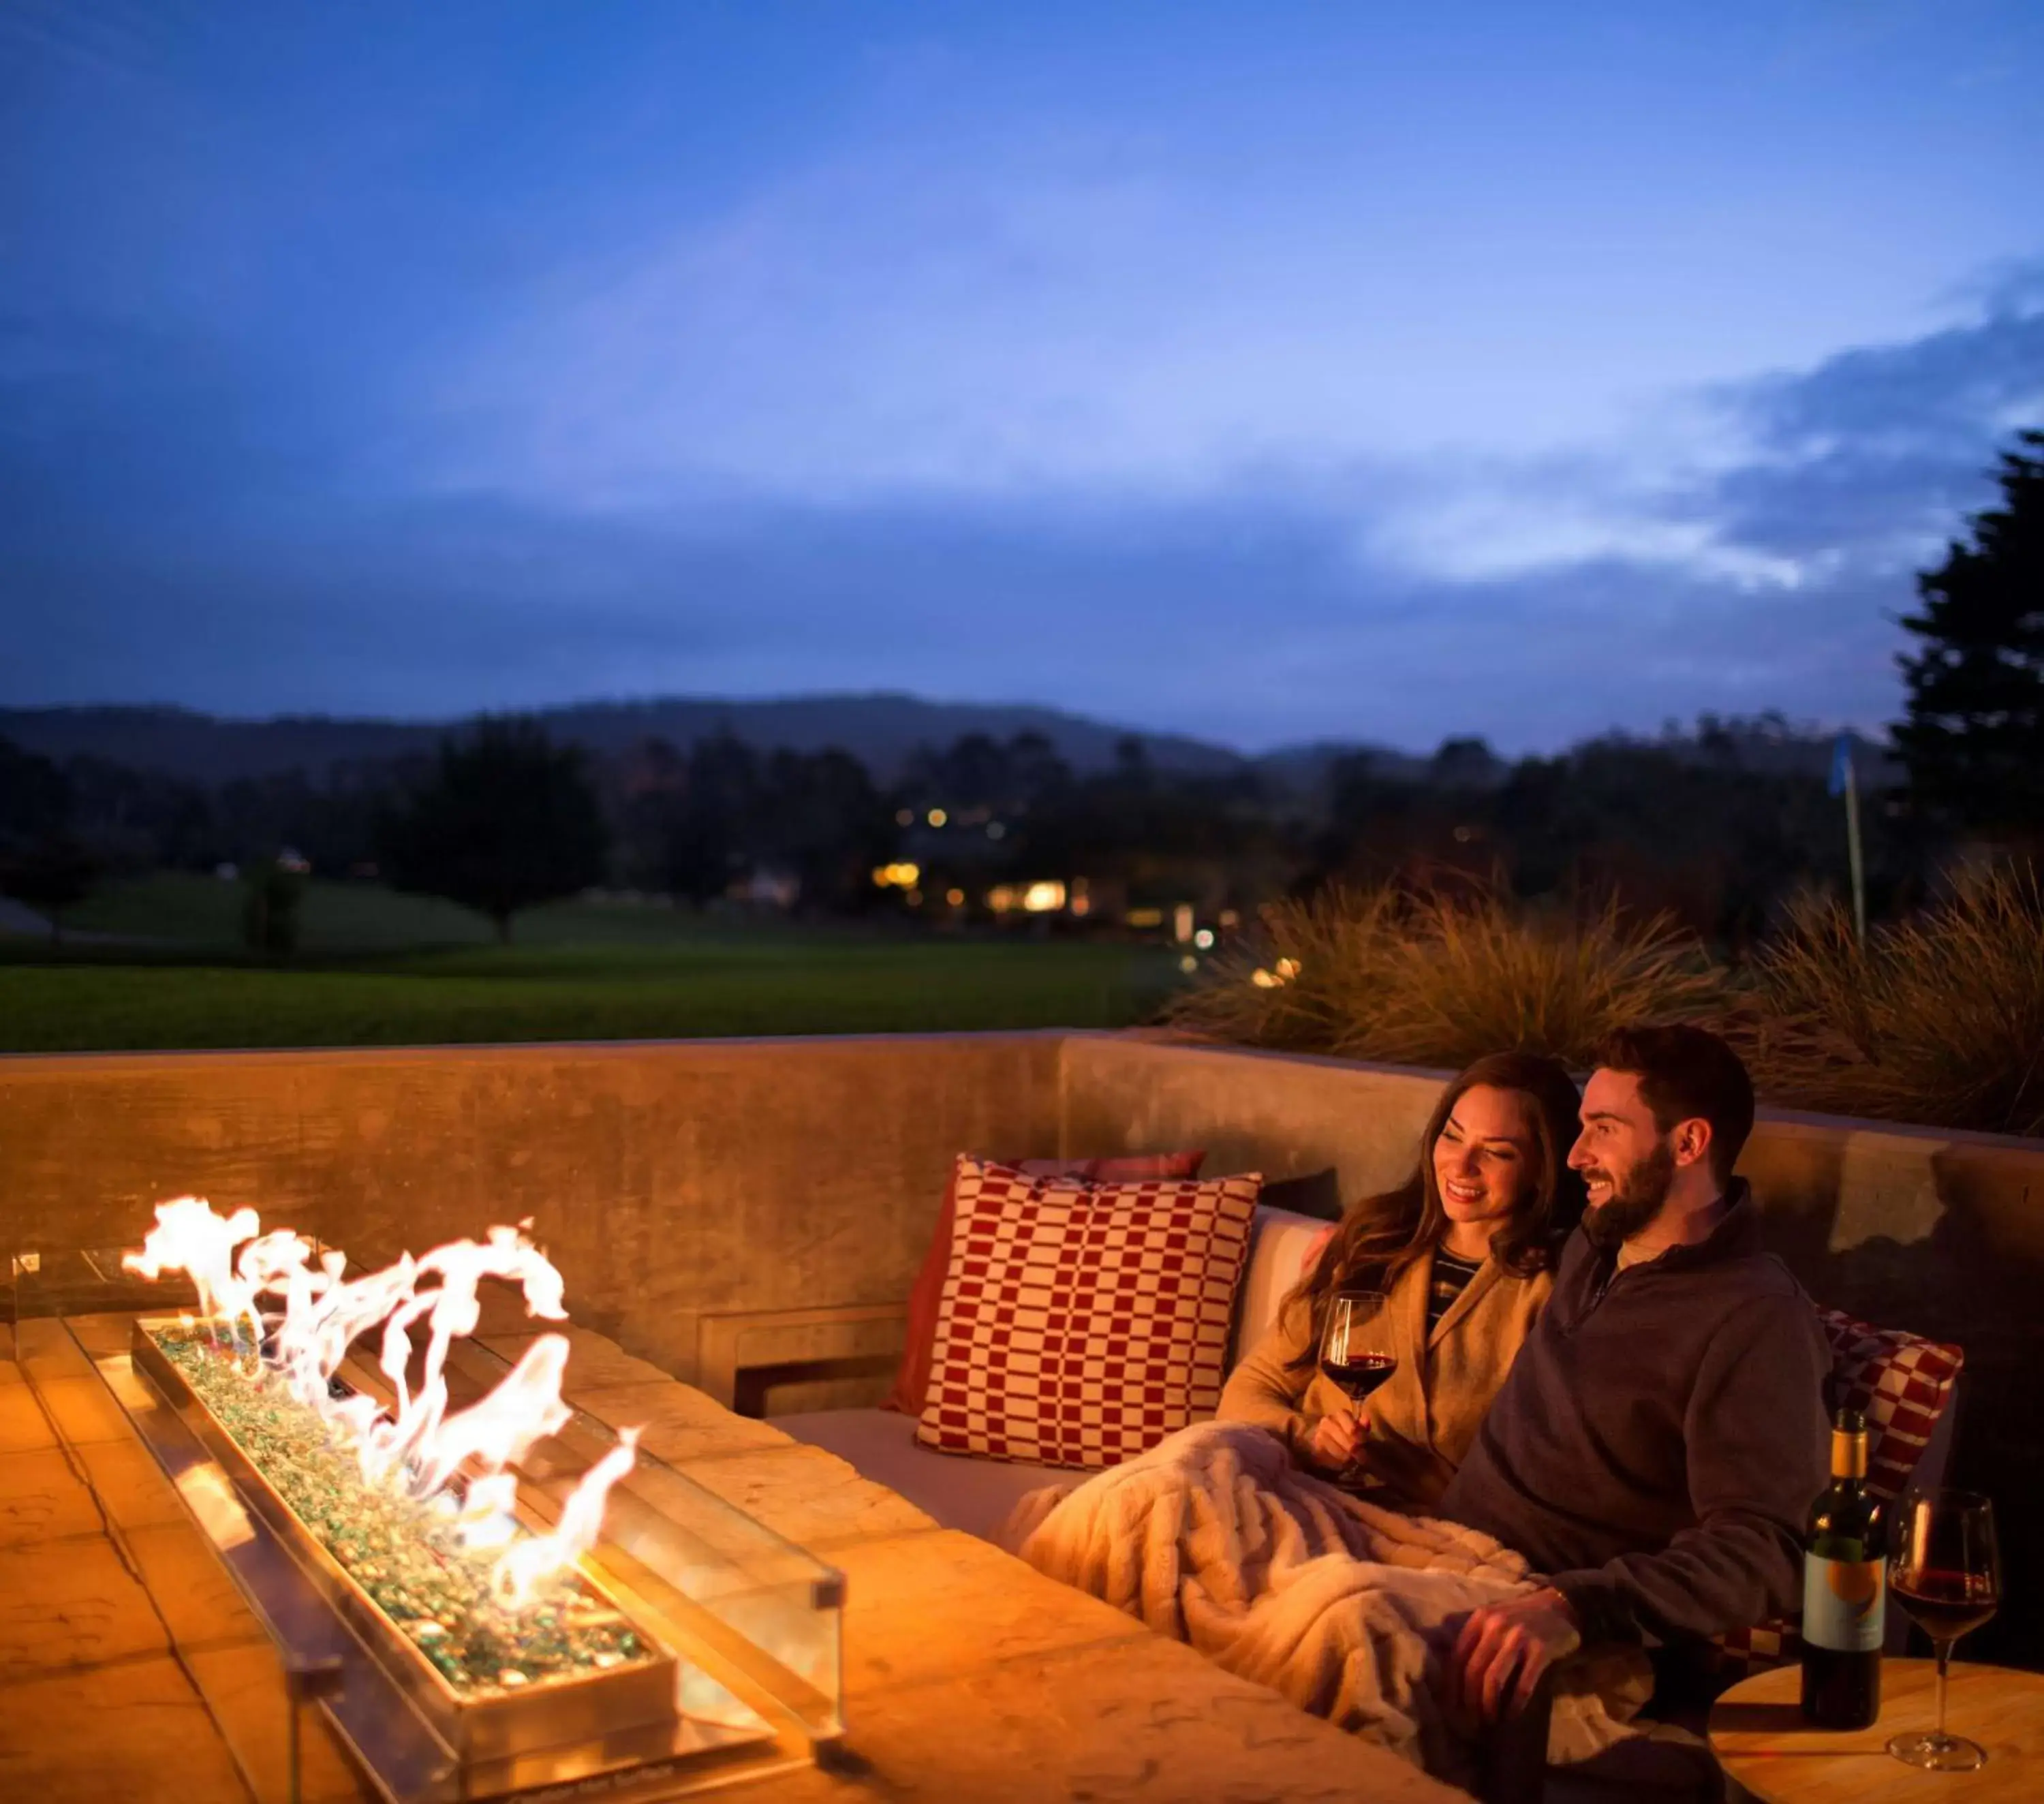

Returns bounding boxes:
[1895,430,2044,837]
[378,719,608,940]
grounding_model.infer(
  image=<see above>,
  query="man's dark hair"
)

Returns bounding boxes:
[1593,1023,1755,1185]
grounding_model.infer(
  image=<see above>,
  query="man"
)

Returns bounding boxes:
[1436,1023,1830,1722]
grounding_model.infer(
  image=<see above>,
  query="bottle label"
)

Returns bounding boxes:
[1803,1555,1884,1653]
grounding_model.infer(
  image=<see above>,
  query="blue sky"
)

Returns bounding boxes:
[3,1,2040,752]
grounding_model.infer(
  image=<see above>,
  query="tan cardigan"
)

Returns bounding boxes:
[1218,1246,1552,1510]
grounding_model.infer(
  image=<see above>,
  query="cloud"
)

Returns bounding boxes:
[420,117,2040,626]
[3,194,2037,753]
[1352,294,2041,598]
[427,122,1955,518]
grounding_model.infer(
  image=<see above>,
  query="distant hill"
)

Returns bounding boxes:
[0,697,1897,794]
[0,695,1251,788]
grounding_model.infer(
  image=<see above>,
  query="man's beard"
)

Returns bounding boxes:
[1581,1141,1677,1249]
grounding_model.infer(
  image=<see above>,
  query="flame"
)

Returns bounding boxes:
[123,1196,637,1606]
[494,1427,642,1606]
[126,1196,262,1330]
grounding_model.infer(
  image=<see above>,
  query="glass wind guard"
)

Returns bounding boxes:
[12,1249,838,1803]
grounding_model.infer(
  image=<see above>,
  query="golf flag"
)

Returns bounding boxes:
[1829,732,1868,942]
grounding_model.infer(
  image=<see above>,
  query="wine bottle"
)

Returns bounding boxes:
[1799,1407,1885,1728]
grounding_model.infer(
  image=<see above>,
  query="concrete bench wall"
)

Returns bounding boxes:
[7,1028,2041,1515]
[0,1033,1064,1384]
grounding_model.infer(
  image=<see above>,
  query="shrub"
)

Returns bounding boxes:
[1169,877,1725,1070]
[1730,861,2044,1138]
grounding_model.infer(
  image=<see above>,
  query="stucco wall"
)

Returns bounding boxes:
[1062,1033,2044,1309]
[0,1033,1064,1382]
[8,1028,2039,1503]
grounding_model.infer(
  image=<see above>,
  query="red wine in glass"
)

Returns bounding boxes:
[1318,1290,1393,1482]
[1886,1490,2001,1773]
[1320,1352,1399,1401]
[1891,1570,1998,1645]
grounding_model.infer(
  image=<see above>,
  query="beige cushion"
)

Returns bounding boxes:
[1227,1204,1331,1366]
[778,1406,1062,1542]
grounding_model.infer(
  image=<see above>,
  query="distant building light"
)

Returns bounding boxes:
[1193,928,1215,950]
[895,807,916,826]
[871,862,922,888]
[987,884,1016,913]
[1251,969,1280,989]
[946,887,965,907]
[1126,907,1164,929]
[1276,957,1301,980]
[1022,880,1066,914]
[1070,893,1091,918]
[927,807,948,827]
[1218,909,1240,929]
[1173,903,1195,944]
[1453,824,1476,843]
[986,821,1006,840]
[1179,954,1199,973]
[904,888,923,906]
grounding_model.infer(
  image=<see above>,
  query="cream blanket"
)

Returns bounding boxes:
[1006,1421,1652,1786]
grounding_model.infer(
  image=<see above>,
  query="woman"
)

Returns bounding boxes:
[1220,1050,1586,1509]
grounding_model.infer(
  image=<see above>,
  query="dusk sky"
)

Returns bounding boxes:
[4,1,2041,753]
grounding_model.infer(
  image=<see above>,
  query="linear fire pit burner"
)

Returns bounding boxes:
[87,1200,842,1801]
[133,1318,677,1765]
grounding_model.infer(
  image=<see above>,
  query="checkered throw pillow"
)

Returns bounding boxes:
[1710,1306,1964,1679]
[916,1156,1260,1469]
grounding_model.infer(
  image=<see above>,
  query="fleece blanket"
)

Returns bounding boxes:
[1005,1420,1653,1786]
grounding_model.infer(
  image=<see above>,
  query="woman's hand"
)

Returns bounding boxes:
[1305,1408,1367,1473]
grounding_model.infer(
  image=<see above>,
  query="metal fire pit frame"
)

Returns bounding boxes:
[84,1299,833,1803]
[130,1318,685,1773]
[9,1248,845,1803]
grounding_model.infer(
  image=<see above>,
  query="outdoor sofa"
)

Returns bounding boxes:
[768,1180,1964,1769]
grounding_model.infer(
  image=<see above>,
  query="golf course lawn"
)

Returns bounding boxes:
[1,874,1183,1053]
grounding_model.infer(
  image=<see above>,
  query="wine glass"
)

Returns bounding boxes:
[1886,1489,2001,1771]
[1318,1290,1395,1483]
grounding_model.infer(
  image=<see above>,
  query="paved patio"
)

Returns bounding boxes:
[0,1313,1462,1803]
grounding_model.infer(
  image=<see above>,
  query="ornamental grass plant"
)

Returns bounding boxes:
[1168,877,1725,1071]
[1729,860,2044,1138]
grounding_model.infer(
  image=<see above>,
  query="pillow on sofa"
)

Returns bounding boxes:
[916,1157,1260,1469]
[1256,1167,1345,1224]
[882,1147,1207,1415]
[1711,1306,1965,1679]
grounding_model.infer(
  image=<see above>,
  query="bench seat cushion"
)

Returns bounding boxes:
[778,1406,1070,1544]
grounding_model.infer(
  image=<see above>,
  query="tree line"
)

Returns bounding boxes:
[3,428,2037,946]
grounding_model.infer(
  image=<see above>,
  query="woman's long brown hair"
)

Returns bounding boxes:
[1286,1051,1587,1369]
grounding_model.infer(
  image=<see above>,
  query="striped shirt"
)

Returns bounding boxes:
[1427,1246,1485,1336]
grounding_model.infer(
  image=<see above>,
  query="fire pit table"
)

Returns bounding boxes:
[9,1231,846,1803]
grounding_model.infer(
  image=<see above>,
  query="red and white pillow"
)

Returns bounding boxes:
[915,1157,1260,1469]
[1711,1306,1964,1678]
[882,1148,1206,1415]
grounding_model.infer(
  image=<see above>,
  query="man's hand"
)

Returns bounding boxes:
[1446,1588,1580,1724]
[1305,1408,1366,1473]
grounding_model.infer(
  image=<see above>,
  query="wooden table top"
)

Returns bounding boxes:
[1709,1658,2044,1803]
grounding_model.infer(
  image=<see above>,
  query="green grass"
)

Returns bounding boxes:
[3,875,1179,1052]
